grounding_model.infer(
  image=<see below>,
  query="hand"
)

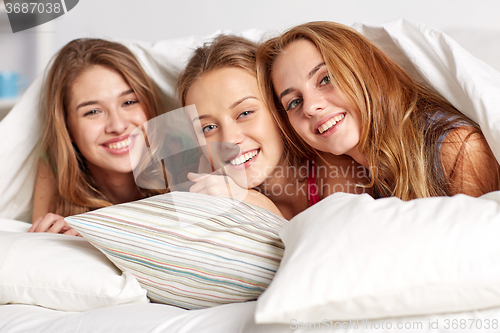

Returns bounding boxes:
[187,172,248,201]
[29,213,81,237]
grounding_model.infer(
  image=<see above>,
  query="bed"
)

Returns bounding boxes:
[2,19,500,332]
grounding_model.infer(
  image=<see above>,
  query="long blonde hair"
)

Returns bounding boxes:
[40,38,166,216]
[257,21,482,199]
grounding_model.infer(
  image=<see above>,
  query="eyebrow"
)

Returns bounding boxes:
[191,114,208,124]
[279,62,326,102]
[229,95,257,109]
[190,96,258,123]
[75,89,135,111]
[279,88,295,102]
[307,62,326,79]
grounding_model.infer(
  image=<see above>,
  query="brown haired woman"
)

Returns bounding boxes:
[257,21,500,200]
[178,35,368,219]
[30,38,166,235]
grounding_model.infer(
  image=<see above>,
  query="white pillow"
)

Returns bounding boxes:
[0,217,31,232]
[255,191,500,323]
[66,192,287,310]
[0,222,148,311]
[354,19,500,161]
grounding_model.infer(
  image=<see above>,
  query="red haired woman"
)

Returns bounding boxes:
[257,21,500,199]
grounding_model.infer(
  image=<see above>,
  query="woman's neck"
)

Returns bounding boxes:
[88,166,143,204]
[255,159,308,219]
[348,147,369,169]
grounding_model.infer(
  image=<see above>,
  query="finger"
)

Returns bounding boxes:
[29,216,43,232]
[187,172,210,182]
[63,228,81,237]
[33,214,58,233]
[189,180,207,193]
[47,218,69,234]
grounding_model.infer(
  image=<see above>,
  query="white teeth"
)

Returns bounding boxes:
[318,113,345,134]
[230,150,258,166]
[107,138,131,149]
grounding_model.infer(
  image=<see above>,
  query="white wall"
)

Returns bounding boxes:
[3,0,500,81]
[48,0,500,74]
[51,0,500,45]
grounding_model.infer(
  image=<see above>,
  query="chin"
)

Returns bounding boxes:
[251,173,273,188]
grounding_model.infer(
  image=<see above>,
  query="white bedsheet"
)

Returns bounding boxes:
[2,302,500,332]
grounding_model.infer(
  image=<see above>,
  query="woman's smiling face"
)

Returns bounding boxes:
[66,65,148,176]
[185,67,284,189]
[272,39,364,165]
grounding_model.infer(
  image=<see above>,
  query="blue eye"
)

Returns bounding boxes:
[286,98,302,112]
[238,110,253,118]
[320,75,331,85]
[123,100,139,107]
[202,124,217,133]
[84,109,100,116]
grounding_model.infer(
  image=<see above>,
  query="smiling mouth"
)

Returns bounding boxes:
[317,113,346,134]
[228,149,259,166]
[104,137,132,150]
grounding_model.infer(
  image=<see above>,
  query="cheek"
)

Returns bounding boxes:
[133,108,149,125]
[268,127,284,154]
[73,128,98,152]
[200,144,211,161]
[288,114,306,136]
[68,119,102,151]
[349,109,362,136]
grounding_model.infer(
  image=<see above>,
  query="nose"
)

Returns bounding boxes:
[205,122,243,169]
[220,121,244,146]
[302,90,325,119]
[105,109,129,134]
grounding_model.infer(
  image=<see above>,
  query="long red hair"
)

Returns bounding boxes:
[257,21,488,199]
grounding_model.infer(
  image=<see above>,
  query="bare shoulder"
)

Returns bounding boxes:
[440,127,492,175]
[440,126,500,196]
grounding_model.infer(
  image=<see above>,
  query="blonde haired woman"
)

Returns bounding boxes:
[257,21,500,200]
[178,35,367,219]
[30,38,166,235]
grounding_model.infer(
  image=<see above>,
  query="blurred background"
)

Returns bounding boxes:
[1,0,499,118]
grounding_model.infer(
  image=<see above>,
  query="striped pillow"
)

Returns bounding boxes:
[65,192,286,309]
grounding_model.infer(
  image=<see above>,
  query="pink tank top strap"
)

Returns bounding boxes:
[307,159,321,206]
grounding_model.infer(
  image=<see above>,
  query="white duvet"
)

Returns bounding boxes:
[3,299,500,332]
[1,19,500,332]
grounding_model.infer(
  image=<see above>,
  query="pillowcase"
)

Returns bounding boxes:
[0,217,31,232]
[255,191,500,323]
[65,192,287,310]
[0,221,148,311]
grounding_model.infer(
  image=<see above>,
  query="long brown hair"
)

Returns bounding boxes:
[177,34,304,169]
[257,21,484,200]
[40,38,166,216]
